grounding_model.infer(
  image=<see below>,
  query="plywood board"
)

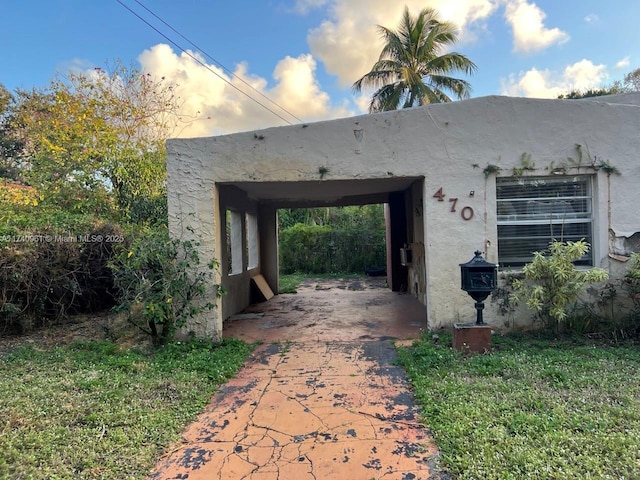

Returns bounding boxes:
[251,274,274,301]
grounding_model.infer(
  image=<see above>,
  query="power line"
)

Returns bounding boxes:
[115,0,297,126]
[130,0,304,124]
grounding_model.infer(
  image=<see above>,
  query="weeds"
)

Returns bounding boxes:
[279,273,308,294]
[397,332,640,479]
[0,338,254,479]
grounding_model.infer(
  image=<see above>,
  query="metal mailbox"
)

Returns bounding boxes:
[460,251,498,325]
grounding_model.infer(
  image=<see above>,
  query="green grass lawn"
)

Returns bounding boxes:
[278,273,309,293]
[0,338,254,479]
[396,333,640,480]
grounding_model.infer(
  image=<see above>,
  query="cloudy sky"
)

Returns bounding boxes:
[2,0,639,137]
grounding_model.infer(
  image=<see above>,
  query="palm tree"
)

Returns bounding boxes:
[352,6,477,112]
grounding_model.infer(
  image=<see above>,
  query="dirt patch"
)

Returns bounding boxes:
[301,275,388,292]
[0,311,153,357]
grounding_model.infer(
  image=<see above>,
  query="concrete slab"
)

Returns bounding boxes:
[223,277,427,344]
[149,278,449,479]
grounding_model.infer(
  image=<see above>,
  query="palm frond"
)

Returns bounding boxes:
[369,83,405,113]
[352,5,477,112]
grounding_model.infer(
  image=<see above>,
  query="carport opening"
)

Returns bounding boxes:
[277,204,388,292]
[218,177,425,323]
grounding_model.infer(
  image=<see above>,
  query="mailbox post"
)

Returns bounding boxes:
[454,251,498,354]
[459,250,498,325]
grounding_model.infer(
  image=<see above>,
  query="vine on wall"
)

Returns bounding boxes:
[476,144,620,178]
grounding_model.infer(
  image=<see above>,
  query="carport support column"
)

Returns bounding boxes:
[259,203,279,294]
[388,191,408,292]
[167,180,222,340]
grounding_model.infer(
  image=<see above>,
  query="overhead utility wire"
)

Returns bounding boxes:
[115,0,295,126]
[131,0,304,124]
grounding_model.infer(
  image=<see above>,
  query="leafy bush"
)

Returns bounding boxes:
[110,228,223,344]
[0,203,101,238]
[279,223,386,274]
[126,191,168,225]
[548,253,640,338]
[510,240,608,332]
[0,221,124,333]
[278,205,385,231]
[623,253,640,303]
[619,253,640,336]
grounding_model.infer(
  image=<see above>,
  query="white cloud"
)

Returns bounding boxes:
[616,56,631,69]
[584,13,599,23]
[294,0,331,14]
[353,92,373,113]
[137,44,351,137]
[500,59,608,98]
[564,60,608,90]
[307,0,497,90]
[269,54,352,122]
[56,58,97,79]
[504,0,569,53]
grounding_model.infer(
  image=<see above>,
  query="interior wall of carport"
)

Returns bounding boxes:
[217,185,262,321]
[406,181,426,305]
[258,202,278,295]
[385,180,426,306]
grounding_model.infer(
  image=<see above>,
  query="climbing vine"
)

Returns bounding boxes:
[476,144,621,178]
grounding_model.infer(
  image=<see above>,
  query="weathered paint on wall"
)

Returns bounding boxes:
[167,94,640,337]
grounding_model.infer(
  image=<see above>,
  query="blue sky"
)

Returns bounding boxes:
[2,0,639,137]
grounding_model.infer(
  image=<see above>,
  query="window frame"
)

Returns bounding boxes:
[496,175,594,268]
[245,212,259,270]
[228,209,243,275]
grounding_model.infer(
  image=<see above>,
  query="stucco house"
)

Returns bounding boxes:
[167,93,640,340]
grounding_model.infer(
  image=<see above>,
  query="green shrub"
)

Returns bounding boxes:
[623,253,640,303]
[126,191,168,225]
[0,204,100,238]
[510,240,608,332]
[110,228,223,344]
[554,254,640,338]
[0,221,124,333]
[620,253,640,336]
[279,223,385,274]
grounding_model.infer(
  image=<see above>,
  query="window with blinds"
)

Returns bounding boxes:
[496,176,593,267]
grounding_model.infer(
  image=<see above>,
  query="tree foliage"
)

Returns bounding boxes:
[558,66,640,99]
[278,204,385,230]
[278,205,387,274]
[10,62,181,221]
[0,85,24,181]
[352,6,477,112]
[0,63,193,336]
[510,240,608,332]
[557,87,624,99]
[623,67,640,92]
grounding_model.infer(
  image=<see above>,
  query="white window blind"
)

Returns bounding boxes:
[496,176,593,267]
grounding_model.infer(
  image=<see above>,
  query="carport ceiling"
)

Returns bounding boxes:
[223,177,423,208]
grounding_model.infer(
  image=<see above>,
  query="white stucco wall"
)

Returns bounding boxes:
[167,94,640,336]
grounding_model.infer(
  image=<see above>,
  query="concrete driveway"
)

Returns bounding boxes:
[150,277,450,480]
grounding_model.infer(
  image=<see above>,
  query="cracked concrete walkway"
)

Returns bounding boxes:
[149,278,447,480]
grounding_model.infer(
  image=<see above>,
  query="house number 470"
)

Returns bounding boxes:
[433,187,474,221]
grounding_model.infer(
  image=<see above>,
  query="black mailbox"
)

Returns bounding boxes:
[460,250,498,325]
